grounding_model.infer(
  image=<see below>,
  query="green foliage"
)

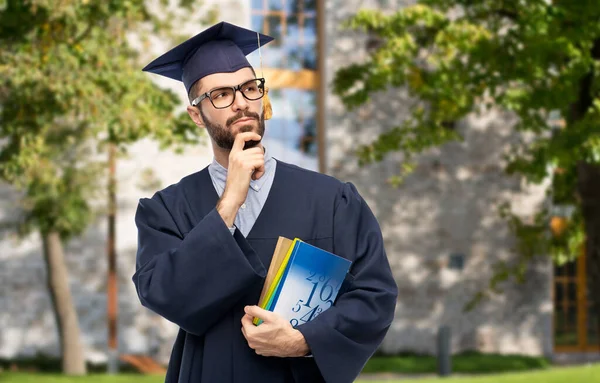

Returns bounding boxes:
[0,374,163,383]
[0,351,551,377]
[334,1,600,306]
[0,354,140,374]
[0,0,207,239]
[363,351,549,374]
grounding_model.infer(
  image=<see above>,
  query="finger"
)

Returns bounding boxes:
[235,151,263,162]
[244,305,276,323]
[252,165,266,180]
[247,159,265,173]
[236,131,261,144]
[241,313,256,329]
[236,162,263,179]
[241,153,265,163]
[229,158,264,174]
[250,159,265,169]
[229,156,264,175]
[240,147,264,156]
[233,132,262,152]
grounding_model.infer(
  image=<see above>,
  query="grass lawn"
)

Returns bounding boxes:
[359,364,600,383]
[0,352,553,377]
[0,375,160,383]
[362,352,549,374]
[0,365,599,383]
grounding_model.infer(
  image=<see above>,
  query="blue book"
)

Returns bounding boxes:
[264,239,351,327]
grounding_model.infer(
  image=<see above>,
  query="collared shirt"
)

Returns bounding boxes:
[208,149,312,357]
[208,147,277,238]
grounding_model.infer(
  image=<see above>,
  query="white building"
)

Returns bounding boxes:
[1,0,596,367]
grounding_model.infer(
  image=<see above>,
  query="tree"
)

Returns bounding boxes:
[333,1,600,334]
[0,0,208,374]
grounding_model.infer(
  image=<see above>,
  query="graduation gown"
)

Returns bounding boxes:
[133,160,398,383]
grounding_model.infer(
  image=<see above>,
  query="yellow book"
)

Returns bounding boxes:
[256,236,293,307]
[253,237,298,325]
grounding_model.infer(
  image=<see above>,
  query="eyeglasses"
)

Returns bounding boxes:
[191,78,266,109]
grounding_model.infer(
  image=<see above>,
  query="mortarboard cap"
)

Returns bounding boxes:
[142,21,274,94]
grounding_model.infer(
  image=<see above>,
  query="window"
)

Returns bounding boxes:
[553,248,598,351]
[248,0,322,172]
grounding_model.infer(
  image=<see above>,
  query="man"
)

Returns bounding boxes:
[133,21,397,383]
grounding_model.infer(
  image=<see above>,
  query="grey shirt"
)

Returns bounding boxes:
[208,147,277,238]
[208,149,313,357]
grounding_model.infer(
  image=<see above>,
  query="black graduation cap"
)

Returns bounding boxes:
[142,21,274,94]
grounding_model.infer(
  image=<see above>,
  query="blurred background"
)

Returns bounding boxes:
[1,0,600,382]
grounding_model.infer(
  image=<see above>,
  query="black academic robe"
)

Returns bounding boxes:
[132,160,398,383]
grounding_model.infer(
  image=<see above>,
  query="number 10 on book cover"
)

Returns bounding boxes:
[255,238,352,327]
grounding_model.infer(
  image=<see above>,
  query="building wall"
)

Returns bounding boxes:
[323,0,553,356]
[0,0,554,365]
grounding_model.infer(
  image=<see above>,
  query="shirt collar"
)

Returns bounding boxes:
[208,146,275,191]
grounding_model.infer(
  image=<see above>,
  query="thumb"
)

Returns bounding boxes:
[245,305,274,322]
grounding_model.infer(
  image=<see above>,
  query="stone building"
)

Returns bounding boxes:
[1,0,597,366]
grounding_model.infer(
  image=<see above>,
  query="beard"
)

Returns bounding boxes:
[201,108,265,150]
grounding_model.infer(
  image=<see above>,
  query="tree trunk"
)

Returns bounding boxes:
[41,230,87,375]
[107,143,119,373]
[577,162,600,350]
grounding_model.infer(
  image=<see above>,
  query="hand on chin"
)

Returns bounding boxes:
[235,126,260,149]
[243,138,261,150]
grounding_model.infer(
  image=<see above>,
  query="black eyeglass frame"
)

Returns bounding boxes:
[191,78,266,108]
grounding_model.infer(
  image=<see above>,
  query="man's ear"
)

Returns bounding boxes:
[186,105,205,127]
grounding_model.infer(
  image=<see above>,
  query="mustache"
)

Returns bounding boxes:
[227,110,260,127]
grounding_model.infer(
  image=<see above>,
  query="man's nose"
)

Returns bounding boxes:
[232,89,249,112]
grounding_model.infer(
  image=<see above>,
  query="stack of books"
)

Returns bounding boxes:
[253,237,352,326]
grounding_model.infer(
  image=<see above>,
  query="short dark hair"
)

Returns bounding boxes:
[187,66,257,105]
[188,80,202,105]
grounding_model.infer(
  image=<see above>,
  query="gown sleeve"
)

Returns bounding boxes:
[295,182,398,383]
[132,194,266,337]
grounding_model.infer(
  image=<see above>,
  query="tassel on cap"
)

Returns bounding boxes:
[257,31,272,120]
[263,87,273,120]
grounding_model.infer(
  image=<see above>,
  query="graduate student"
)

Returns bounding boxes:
[133,21,398,383]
